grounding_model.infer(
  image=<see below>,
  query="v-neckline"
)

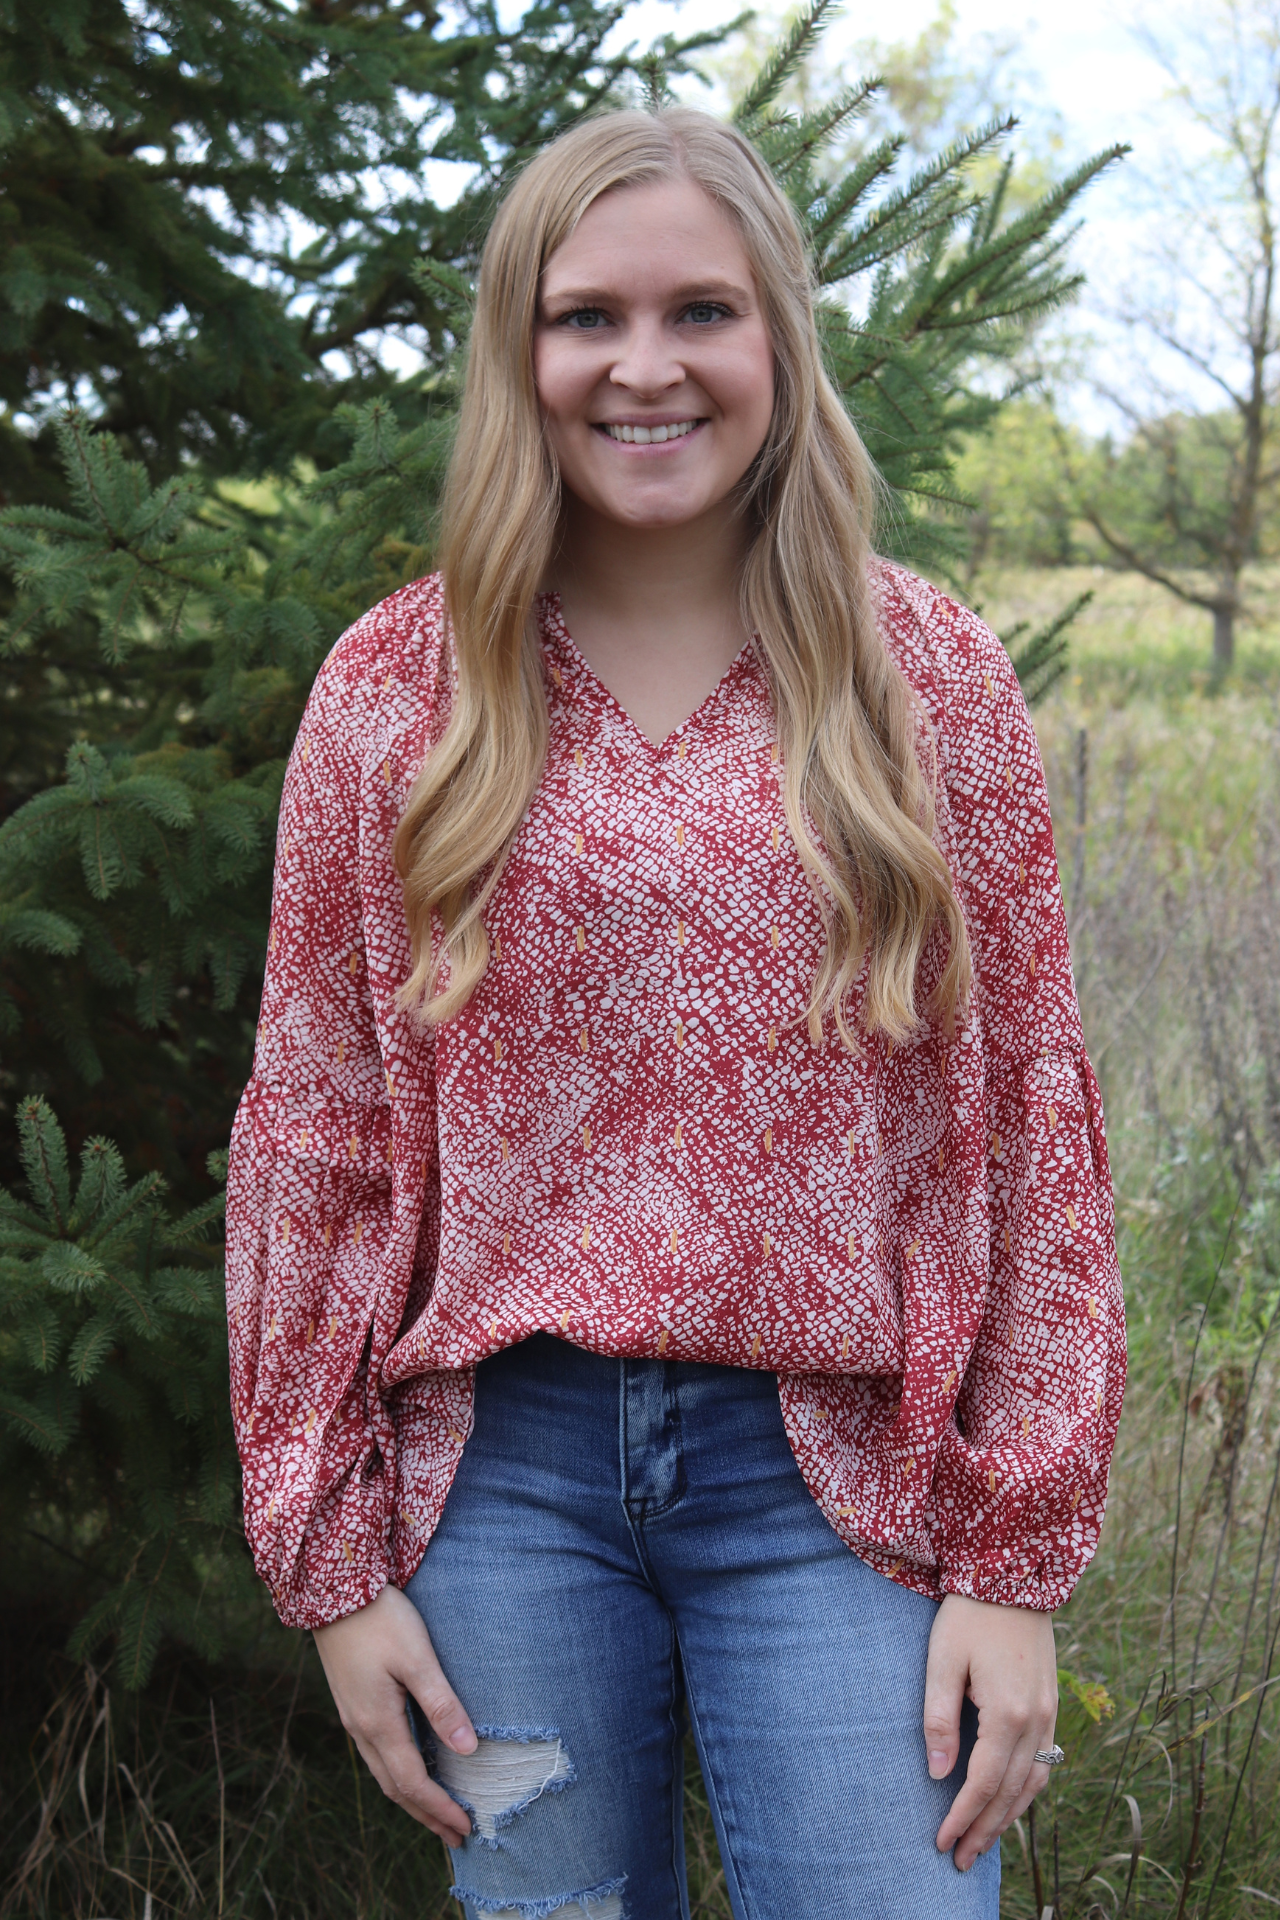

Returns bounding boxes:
[537,591,756,756]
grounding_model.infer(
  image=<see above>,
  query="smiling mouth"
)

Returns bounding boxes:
[597,419,704,444]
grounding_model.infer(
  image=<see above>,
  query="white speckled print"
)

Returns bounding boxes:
[225,562,1125,1630]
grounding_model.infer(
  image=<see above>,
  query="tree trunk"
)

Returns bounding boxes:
[1213,602,1235,671]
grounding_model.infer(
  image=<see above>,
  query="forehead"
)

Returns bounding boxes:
[541,175,755,292]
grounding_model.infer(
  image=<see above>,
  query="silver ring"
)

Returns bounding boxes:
[1034,1745,1066,1768]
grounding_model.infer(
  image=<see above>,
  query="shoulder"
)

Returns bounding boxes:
[871,556,1020,719]
[295,574,448,779]
[310,573,447,713]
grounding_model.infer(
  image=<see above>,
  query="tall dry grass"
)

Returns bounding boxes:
[5,564,1280,1919]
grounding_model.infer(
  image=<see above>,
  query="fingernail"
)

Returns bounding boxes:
[448,1724,477,1754]
[928,1750,949,1778]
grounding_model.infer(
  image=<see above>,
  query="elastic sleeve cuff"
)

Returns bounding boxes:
[268,1556,390,1631]
[939,1554,1079,1612]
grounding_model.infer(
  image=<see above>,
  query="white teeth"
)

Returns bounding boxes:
[604,420,697,444]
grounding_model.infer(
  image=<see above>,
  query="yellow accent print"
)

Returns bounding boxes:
[677,920,686,947]
[841,1333,850,1358]
[580,1224,591,1250]
[675,1019,685,1050]
[500,1137,509,1162]
[280,1215,290,1242]
[674,1121,683,1148]
[494,1038,503,1061]
[348,951,359,973]
[560,1306,573,1328]
[847,1232,856,1260]
[770,925,780,948]
[670,1227,678,1253]
[751,1333,763,1358]
[503,1231,512,1255]
[676,823,685,848]
[1021,1415,1031,1436]
[1066,1204,1078,1230]
[579,1027,590,1053]
[575,925,585,951]
[771,824,780,851]
[764,1126,773,1154]
[574,832,584,855]
[574,748,584,770]
[762,1231,772,1256]
[658,1329,670,1353]
[767,1025,777,1052]
[583,1125,592,1152]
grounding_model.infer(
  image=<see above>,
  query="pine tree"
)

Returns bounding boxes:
[0,0,1122,1678]
[0,1095,234,1684]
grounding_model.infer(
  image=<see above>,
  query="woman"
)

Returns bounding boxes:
[226,107,1125,1920]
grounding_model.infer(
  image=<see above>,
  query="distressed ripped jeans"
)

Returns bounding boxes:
[403,1333,999,1920]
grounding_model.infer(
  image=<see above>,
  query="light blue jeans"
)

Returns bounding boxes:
[403,1333,999,1920]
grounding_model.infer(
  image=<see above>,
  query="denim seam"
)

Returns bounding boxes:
[449,1874,627,1917]
[681,1683,751,1920]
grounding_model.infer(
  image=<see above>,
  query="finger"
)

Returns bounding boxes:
[402,1647,478,1757]
[922,1625,968,1781]
[950,1734,1045,1870]
[1009,1759,1052,1822]
[935,1733,1014,1859]
[353,1722,473,1843]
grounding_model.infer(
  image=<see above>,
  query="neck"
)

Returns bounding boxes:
[551,494,747,623]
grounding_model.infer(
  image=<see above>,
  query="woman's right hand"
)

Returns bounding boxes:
[313,1582,477,1843]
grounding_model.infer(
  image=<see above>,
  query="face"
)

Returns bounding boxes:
[533,176,776,533]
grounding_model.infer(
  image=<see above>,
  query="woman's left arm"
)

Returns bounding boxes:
[923,1595,1058,1870]
[912,599,1128,1864]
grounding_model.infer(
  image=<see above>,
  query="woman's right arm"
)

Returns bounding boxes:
[314,1587,475,1843]
[226,594,472,1836]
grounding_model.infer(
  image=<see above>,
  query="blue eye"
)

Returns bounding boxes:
[685,302,729,324]
[562,309,607,329]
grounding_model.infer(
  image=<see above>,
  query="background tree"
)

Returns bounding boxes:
[1061,0,1280,669]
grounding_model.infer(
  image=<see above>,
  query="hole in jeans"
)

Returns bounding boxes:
[434,1728,575,1842]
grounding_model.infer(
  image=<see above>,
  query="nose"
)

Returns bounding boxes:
[608,317,685,398]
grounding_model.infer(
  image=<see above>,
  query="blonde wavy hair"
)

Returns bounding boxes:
[394,106,971,1046]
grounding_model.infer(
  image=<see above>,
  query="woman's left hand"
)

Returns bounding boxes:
[923,1592,1059,1871]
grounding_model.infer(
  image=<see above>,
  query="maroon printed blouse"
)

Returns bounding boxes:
[225,562,1126,1629]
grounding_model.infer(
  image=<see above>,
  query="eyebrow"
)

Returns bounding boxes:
[539,278,752,307]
